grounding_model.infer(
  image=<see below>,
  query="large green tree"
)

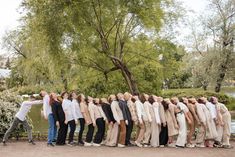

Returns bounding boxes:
[2,0,185,96]
[18,0,183,94]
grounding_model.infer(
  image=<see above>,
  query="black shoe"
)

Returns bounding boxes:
[78,141,84,145]
[213,143,223,148]
[223,145,234,149]
[52,139,57,143]
[126,142,134,147]
[2,141,7,146]
[175,145,184,148]
[213,141,223,148]
[29,140,36,145]
[47,143,55,147]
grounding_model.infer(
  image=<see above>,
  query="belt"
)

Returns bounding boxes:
[176,110,183,115]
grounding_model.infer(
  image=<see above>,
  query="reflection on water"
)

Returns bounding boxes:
[28,105,48,133]
[226,93,235,98]
[29,105,81,133]
[232,120,235,134]
[232,114,235,134]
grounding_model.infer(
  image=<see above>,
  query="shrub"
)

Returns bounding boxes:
[11,84,64,95]
[0,90,33,137]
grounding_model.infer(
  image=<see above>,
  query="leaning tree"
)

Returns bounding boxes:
[21,0,182,94]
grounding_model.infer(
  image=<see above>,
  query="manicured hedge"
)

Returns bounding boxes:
[161,88,235,110]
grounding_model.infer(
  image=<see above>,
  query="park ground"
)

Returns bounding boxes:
[0,141,234,157]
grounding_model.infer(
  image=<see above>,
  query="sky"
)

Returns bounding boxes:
[0,0,22,55]
[0,0,209,55]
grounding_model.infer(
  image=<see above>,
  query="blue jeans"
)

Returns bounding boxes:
[48,113,57,144]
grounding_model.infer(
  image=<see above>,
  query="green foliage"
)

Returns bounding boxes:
[4,0,185,95]
[14,85,63,95]
[0,90,33,135]
[0,80,7,92]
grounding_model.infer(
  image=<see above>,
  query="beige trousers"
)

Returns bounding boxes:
[216,125,223,142]
[143,121,151,144]
[150,120,160,147]
[222,113,231,145]
[106,123,119,146]
[136,122,145,143]
[216,112,231,146]
[118,120,126,145]
[187,112,195,144]
[196,124,206,144]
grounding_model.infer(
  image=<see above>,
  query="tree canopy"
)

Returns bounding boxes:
[3,0,186,96]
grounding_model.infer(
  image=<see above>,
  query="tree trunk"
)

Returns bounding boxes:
[202,83,208,91]
[214,67,226,93]
[112,58,139,94]
[120,64,139,95]
[60,70,68,91]
[214,39,233,93]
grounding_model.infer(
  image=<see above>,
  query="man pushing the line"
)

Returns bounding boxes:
[2,95,42,146]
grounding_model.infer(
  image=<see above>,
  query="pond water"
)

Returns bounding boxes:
[232,120,235,134]
[28,105,48,133]
[28,105,81,133]
[226,92,235,98]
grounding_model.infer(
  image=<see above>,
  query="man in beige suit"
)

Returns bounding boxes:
[141,94,152,147]
[110,94,126,148]
[190,98,206,148]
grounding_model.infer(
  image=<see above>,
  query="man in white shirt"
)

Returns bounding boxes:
[2,96,42,146]
[203,97,217,120]
[40,90,57,146]
[133,95,145,147]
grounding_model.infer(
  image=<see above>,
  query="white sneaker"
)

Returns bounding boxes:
[135,141,143,148]
[186,144,195,148]
[101,140,106,145]
[117,144,125,148]
[168,143,175,147]
[84,142,92,146]
[67,143,74,146]
[196,144,205,148]
[152,146,159,148]
[144,144,150,148]
[93,143,101,147]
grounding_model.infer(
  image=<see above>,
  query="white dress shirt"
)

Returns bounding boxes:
[177,102,189,113]
[143,101,152,122]
[206,101,217,119]
[135,100,146,122]
[15,100,43,121]
[62,99,76,121]
[153,102,161,124]
[43,94,52,118]
[111,100,124,123]
[71,99,83,119]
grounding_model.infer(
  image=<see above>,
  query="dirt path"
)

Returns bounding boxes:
[0,141,234,157]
